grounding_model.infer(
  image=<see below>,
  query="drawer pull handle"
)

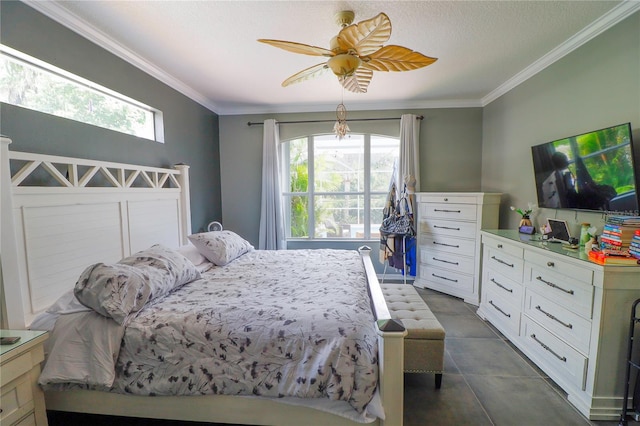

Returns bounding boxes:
[433,241,460,248]
[491,255,514,268]
[491,278,513,293]
[434,208,461,213]
[433,257,459,266]
[489,300,511,318]
[535,305,573,329]
[434,225,461,231]
[432,273,458,283]
[536,276,574,295]
[547,261,555,267]
[531,333,567,362]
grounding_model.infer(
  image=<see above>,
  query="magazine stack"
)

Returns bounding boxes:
[588,215,640,265]
[600,215,640,252]
[631,230,640,260]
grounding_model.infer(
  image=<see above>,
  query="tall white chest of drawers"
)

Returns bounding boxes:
[413,192,501,305]
[478,230,640,420]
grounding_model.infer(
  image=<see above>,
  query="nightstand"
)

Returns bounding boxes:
[1,330,48,425]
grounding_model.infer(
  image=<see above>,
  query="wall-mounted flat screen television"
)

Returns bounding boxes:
[531,122,638,213]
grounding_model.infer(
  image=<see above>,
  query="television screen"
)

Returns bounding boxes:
[531,123,638,213]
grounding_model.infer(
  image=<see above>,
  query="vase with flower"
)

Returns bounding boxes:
[511,203,535,233]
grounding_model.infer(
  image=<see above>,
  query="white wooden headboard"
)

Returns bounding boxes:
[1,137,192,329]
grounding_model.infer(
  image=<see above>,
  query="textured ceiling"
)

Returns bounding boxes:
[24,1,639,115]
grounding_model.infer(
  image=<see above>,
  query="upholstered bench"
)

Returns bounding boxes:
[380,284,445,389]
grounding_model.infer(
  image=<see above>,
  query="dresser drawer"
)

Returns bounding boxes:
[0,375,34,425]
[524,289,592,355]
[419,266,474,294]
[484,268,523,306]
[419,202,477,221]
[485,247,524,283]
[418,194,480,205]
[525,250,593,284]
[421,249,475,275]
[16,413,37,426]
[482,235,524,258]
[421,235,476,257]
[484,288,521,335]
[419,218,477,239]
[525,265,594,319]
[0,352,34,387]
[521,316,588,390]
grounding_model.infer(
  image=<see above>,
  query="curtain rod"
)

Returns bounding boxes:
[247,115,423,126]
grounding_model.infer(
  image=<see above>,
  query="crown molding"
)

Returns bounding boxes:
[21,0,221,114]
[218,98,483,115]
[482,1,640,106]
[22,0,639,115]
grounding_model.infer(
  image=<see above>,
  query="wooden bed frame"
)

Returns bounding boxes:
[0,136,407,426]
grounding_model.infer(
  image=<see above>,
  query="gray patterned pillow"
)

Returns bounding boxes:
[119,244,201,300]
[74,263,150,324]
[74,245,201,324]
[188,230,254,266]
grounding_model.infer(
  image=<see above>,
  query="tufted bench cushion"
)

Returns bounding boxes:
[380,283,445,388]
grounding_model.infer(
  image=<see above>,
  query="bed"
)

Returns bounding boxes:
[0,136,407,426]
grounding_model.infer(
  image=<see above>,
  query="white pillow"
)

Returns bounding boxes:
[188,230,254,266]
[177,243,209,266]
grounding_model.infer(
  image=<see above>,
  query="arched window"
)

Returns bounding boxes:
[282,133,399,240]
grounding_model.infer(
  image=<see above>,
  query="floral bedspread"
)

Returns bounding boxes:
[91,249,378,414]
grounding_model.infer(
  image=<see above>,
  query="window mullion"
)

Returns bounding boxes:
[308,135,315,239]
[364,134,371,239]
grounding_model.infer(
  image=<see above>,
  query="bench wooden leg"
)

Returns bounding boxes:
[435,373,443,389]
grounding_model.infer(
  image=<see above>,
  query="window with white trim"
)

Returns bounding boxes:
[282,133,399,240]
[0,45,163,142]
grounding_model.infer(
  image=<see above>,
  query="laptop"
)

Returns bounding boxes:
[547,218,572,243]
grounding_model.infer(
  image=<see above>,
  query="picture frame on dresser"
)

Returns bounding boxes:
[413,192,502,306]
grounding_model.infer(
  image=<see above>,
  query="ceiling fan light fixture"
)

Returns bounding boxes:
[327,54,362,77]
[259,11,437,93]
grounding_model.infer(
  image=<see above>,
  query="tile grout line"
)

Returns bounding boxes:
[447,348,497,426]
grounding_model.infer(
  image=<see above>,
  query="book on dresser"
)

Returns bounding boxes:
[413,192,502,305]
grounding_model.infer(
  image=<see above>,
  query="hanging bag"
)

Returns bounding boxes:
[380,213,411,236]
[379,190,414,236]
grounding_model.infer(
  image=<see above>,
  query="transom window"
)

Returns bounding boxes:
[282,133,399,240]
[0,44,163,142]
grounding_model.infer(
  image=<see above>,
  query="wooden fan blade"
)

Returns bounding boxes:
[361,45,437,72]
[340,67,373,94]
[282,62,330,87]
[336,12,391,56]
[258,39,335,57]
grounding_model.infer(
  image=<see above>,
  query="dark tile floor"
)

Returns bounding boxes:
[47,286,636,426]
[407,286,631,426]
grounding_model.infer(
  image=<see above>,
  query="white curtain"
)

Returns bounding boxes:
[397,114,421,215]
[258,119,286,250]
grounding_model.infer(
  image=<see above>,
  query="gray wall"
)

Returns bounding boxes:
[0,2,222,232]
[219,108,483,248]
[482,11,640,235]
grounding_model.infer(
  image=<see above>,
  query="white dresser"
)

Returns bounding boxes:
[0,330,48,426]
[414,192,501,305]
[478,230,640,420]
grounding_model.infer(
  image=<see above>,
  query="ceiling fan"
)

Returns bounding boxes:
[258,11,437,94]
